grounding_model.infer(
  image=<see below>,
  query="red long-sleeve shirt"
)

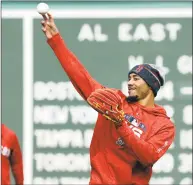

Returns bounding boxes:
[1,124,24,185]
[47,33,175,185]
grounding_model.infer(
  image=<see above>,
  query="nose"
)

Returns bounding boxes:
[128,78,134,85]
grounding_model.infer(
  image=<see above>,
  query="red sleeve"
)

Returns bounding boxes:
[117,120,175,166]
[47,33,102,100]
[10,134,24,185]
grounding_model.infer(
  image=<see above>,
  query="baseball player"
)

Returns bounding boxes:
[40,13,175,184]
[1,124,24,185]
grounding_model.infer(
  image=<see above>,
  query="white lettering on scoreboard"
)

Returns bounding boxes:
[34,129,93,148]
[118,23,181,42]
[34,153,90,172]
[77,23,182,42]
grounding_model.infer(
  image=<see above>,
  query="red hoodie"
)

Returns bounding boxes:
[47,33,175,185]
[1,124,24,185]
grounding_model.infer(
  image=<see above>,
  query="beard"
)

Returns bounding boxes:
[126,95,139,103]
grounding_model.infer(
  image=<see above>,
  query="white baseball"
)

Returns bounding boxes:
[37,2,49,15]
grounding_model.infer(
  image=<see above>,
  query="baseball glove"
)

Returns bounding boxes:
[87,88,125,124]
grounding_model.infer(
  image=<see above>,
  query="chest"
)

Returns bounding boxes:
[122,104,153,140]
[94,104,156,147]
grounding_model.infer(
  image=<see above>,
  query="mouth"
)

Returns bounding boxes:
[128,88,136,95]
[128,88,136,91]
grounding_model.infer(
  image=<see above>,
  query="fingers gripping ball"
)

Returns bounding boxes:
[87,88,125,123]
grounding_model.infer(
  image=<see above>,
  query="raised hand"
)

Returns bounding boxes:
[41,12,59,39]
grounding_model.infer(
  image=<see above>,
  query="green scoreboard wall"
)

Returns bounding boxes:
[2,4,192,185]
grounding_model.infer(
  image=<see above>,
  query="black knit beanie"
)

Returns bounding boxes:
[128,64,164,97]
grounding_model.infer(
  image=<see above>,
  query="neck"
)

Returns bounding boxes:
[138,93,155,107]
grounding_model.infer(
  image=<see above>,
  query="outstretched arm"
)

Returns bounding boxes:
[41,13,102,100]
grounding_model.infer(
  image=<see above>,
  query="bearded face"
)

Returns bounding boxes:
[126,73,152,102]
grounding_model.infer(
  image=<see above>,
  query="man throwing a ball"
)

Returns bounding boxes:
[40,12,175,185]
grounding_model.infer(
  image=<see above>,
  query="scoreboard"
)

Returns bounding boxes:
[2,6,192,185]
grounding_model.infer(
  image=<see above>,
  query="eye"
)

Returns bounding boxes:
[134,78,139,81]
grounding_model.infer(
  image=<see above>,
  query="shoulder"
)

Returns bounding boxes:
[153,104,175,127]
[161,117,175,128]
[155,116,175,134]
[2,124,17,139]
